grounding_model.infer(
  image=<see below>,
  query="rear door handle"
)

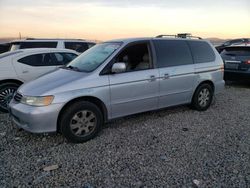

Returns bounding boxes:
[149,75,157,82]
[163,73,169,80]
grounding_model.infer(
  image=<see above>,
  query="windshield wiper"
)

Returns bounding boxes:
[62,65,81,72]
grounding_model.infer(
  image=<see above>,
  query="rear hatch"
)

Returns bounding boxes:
[220,46,250,71]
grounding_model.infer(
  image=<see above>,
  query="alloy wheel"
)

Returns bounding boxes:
[198,88,210,107]
[70,110,97,137]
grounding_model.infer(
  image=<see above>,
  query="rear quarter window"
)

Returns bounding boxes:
[188,41,215,63]
[153,40,193,68]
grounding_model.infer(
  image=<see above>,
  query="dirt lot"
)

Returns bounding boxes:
[0,83,250,187]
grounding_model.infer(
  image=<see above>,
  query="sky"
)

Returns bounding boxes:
[0,0,249,40]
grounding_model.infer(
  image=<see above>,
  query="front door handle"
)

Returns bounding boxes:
[163,73,169,80]
[149,75,157,82]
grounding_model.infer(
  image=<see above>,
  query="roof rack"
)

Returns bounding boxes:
[156,33,202,40]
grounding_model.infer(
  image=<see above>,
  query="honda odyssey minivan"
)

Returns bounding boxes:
[9,35,225,143]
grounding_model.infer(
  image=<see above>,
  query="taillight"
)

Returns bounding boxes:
[245,60,250,64]
[220,64,224,71]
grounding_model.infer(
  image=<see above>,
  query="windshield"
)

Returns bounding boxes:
[66,42,121,72]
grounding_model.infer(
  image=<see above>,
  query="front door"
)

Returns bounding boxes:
[108,42,159,118]
[14,53,59,82]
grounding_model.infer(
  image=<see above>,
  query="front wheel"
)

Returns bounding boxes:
[0,82,20,113]
[191,83,213,111]
[59,101,103,143]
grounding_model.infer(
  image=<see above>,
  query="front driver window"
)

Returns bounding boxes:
[115,43,152,72]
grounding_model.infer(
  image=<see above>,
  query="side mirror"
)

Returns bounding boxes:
[111,62,126,73]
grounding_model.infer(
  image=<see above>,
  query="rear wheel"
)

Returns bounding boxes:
[59,101,103,143]
[0,82,20,113]
[191,83,213,111]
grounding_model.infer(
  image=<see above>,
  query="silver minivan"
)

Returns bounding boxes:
[9,36,225,143]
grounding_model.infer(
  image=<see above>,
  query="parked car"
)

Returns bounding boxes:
[9,36,224,143]
[0,48,79,112]
[0,43,11,54]
[10,38,96,53]
[220,45,250,81]
[216,38,250,53]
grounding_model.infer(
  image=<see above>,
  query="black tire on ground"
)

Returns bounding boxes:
[0,82,20,113]
[191,83,214,111]
[59,101,103,143]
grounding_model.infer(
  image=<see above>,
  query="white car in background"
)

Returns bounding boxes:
[10,38,96,53]
[0,48,79,112]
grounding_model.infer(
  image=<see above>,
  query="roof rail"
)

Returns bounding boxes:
[156,33,202,40]
[25,38,86,41]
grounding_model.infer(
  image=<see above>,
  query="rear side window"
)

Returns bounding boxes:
[64,42,89,53]
[18,53,59,66]
[221,47,250,56]
[153,40,193,68]
[88,43,96,48]
[19,42,57,49]
[188,41,215,63]
[54,53,78,65]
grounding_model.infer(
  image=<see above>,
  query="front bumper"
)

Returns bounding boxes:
[9,99,64,133]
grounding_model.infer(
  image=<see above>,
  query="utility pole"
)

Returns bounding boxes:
[19,32,21,39]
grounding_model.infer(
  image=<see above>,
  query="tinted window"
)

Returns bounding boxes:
[88,43,96,48]
[18,53,59,66]
[188,41,215,63]
[221,47,250,56]
[153,40,193,68]
[54,53,78,65]
[64,42,89,53]
[19,42,57,49]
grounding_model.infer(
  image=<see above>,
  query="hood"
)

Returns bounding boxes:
[18,68,89,96]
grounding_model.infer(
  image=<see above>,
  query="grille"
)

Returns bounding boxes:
[14,92,23,102]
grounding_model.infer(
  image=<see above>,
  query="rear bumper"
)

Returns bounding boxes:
[224,70,250,81]
[9,99,64,133]
[214,79,225,94]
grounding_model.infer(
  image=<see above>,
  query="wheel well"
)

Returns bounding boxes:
[0,79,23,86]
[57,96,108,132]
[197,80,215,92]
[192,80,215,100]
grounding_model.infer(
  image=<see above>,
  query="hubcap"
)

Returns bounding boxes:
[198,88,210,107]
[70,110,96,137]
[0,87,16,110]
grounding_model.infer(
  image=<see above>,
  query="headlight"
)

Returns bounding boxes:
[20,96,54,106]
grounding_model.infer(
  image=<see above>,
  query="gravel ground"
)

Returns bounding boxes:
[0,83,250,187]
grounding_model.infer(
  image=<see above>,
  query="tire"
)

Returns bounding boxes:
[0,82,20,113]
[191,83,213,111]
[59,101,103,143]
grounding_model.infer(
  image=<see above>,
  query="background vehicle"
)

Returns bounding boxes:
[216,38,250,53]
[10,38,96,53]
[9,35,224,143]
[0,48,79,112]
[220,45,250,81]
[0,43,11,54]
